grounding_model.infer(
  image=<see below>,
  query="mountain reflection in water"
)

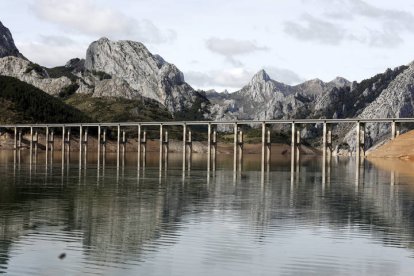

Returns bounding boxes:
[1,151,414,275]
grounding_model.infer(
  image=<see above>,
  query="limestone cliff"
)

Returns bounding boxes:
[84,37,209,114]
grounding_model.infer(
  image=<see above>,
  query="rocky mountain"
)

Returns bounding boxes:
[208,69,350,122]
[84,37,209,114]
[1,20,414,153]
[0,21,25,59]
[206,65,414,152]
[0,56,73,95]
[0,21,209,120]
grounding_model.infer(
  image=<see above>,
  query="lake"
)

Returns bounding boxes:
[1,151,414,275]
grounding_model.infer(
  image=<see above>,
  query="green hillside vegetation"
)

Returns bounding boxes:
[0,75,90,124]
[65,94,173,122]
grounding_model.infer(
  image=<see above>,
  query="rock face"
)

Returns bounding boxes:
[0,56,72,96]
[0,21,25,59]
[207,65,414,152]
[84,38,208,114]
[208,69,349,122]
[343,63,414,151]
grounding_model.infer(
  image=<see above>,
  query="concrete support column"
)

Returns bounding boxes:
[391,120,396,140]
[67,128,71,152]
[97,125,101,162]
[14,127,17,150]
[50,130,55,152]
[207,123,212,171]
[62,126,65,153]
[45,126,49,152]
[233,123,238,172]
[102,128,106,155]
[296,128,301,163]
[212,127,217,171]
[117,124,120,167]
[323,122,327,159]
[137,124,141,168]
[261,122,266,169]
[187,129,192,171]
[291,123,296,158]
[266,127,271,164]
[238,128,244,170]
[159,124,163,170]
[183,124,187,171]
[356,121,361,158]
[30,127,33,152]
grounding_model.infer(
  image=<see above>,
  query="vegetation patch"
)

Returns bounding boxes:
[0,75,90,124]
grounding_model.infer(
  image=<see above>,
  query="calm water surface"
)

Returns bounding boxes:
[1,151,414,275]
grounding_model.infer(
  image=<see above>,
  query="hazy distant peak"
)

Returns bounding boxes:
[329,76,350,87]
[250,69,271,84]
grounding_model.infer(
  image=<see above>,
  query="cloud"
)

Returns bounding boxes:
[284,14,346,45]
[285,0,414,48]
[206,38,268,66]
[185,68,253,91]
[263,67,305,84]
[185,66,304,91]
[31,0,176,44]
[39,35,76,46]
[17,40,87,67]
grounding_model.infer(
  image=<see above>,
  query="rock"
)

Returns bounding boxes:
[0,21,25,59]
[84,37,207,114]
[0,56,72,96]
[65,58,85,73]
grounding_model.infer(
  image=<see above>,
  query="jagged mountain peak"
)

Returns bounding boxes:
[329,76,350,87]
[250,69,271,84]
[84,37,207,113]
[0,21,25,60]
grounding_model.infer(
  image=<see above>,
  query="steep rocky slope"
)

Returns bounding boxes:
[208,69,349,122]
[0,56,73,95]
[0,21,25,59]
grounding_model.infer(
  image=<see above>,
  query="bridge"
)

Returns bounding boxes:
[0,118,410,172]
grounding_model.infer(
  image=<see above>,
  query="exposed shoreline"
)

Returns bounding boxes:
[0,132,320,155]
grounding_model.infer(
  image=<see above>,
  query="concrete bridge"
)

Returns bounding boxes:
[0,118,410,171]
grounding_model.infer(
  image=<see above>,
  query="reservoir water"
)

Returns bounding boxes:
[1,151,414,275]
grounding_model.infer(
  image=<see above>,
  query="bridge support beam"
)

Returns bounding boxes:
[207,123,211,171]
[356,121,365,158]
[182,124,187,171]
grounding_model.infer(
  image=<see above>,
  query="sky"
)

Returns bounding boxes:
[2,0,414,91]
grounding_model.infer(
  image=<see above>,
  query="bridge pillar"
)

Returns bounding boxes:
[30,127,34,152]
[187,129,192,171]
[116,124,120,168]
[238,127,244,170]
[67,128,71,152]
[266,127,271,165]
[391,121,401,140]
[356,122,365,158]
[13,127,17,150]
[97,125,101,162]
[50,129,55,152]
[137,125,141,168]
[233,123,237,172]
[207,123,211,171]
[182,124,187,171]
[62,126,65,159]
[159,124,163,171]
[261,122,266,170]
[296,127,301,164]
[45,126,50,152]
[212,126,217,171]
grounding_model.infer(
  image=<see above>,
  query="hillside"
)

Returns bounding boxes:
[0,75,90,124]
[367,130,414,159]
